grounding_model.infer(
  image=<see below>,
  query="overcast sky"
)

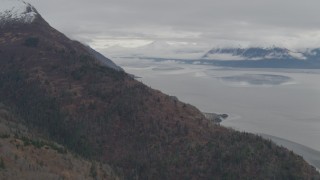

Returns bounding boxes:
[25,0,320,55]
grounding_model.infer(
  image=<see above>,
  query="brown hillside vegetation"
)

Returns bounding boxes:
[0,14,319,179]
[0,103,119,180]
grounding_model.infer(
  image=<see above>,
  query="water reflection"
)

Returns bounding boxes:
[219,74,294,86]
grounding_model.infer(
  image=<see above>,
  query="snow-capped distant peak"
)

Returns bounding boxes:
[202,46,307,61]
[0,0,38,25]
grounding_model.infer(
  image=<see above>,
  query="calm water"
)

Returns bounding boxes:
[114,58,320,169]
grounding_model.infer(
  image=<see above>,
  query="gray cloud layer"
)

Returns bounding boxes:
[26,0,320,51]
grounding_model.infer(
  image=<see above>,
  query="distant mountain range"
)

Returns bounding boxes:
[203,47,306,60]
[106,41,320,68]
[199,46,320,68]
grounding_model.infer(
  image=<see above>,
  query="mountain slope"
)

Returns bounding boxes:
[0,103,119,180]
[0,1,319,179]
[86,45,123,71]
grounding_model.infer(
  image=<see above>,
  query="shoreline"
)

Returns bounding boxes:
[259,133,320,172]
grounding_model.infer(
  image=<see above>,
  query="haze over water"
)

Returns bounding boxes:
[114,58,320,170]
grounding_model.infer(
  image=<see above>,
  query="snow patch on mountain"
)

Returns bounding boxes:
[0,0,38,25]
[288,51,307,60]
